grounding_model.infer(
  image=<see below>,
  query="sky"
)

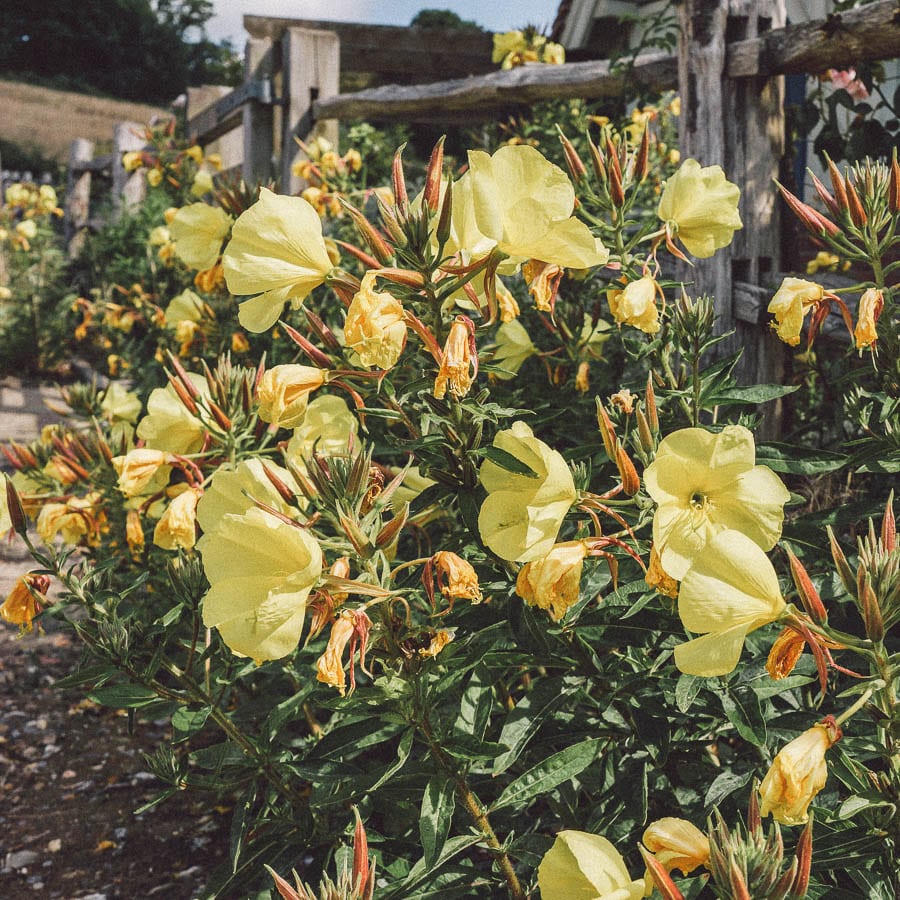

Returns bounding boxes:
[206,0,561,46]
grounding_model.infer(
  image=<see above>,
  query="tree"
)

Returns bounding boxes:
[410,9,483,32]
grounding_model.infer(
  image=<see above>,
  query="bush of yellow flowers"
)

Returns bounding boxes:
[1,97,898,899]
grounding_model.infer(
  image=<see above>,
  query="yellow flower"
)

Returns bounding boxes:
[164,288,205,327]
[146,168,163,187]
[641,818,709,886]
[231,331,250,353]
[523,259,563,312]
[184,145,204,164]
[344,270,407,369]
[496,278,520,321]
[122,150,143,171]
[645,545,678,599]
[153,486,202,550]
[492,30,527,64]
[199,506,322,661]
[1,574,50,632]
[542,41,566,64]
[767,278,824,346]
[419,629,454,657]
[100,382,141,425]
[516,540,588,620]
[196,458,301,534]
[136,376,208,455]
[433,551,482,603]
[479,421,576,562]
[169,203,232,271]
[466,145,609,268]
[16,219,37,241]
[491,319,536,380]
[36,494,104,546]
[434,317,477,400]
[658,159,742,258]
[854,287,883,350]
[191,169,214,196]
[607,277,661,334]
[760,718,842,825]
[257,365,327,430]
[316,610,356,695]
[112,448,171,497]
[643,425,789,580]
[285,394,358,471]
[806,250,840,275]
[125,509,145,557]
[222,188,335,332]
[538,831,645,900]
[674,529,786,676]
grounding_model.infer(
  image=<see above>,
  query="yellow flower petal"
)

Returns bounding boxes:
[538,831,645,900]
[169,203,232,271]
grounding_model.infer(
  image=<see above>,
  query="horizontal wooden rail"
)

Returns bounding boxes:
[313,0,899,123]
[71,154,114,174]
[187,78,272,145]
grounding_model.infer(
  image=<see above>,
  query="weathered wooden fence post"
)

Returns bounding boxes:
[111,122,146,218]
[280,27,340,194]
[65,138,94,257]
[243,37,276,185]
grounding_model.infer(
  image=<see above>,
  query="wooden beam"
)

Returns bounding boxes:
[187,78,272,146]
[243,15,495,79]
[728,0,900,77]
[314,52,677,121]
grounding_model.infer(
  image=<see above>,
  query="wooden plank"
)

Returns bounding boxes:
[728,0,900,76]
[187,78,272,146]
[313,52,677,121]
[111,122,146,218]
[65,138,94,255]
[243,38,276,185]
[71,154,114,174]
[243,15,495,79]
[281,28,340,195]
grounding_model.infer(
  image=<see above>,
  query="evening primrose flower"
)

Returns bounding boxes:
[257,365,327,430]
[607,277,661,334]
[515,540,588,620]
[760,717,842,825]
[285,395,358,471]
[199,506,322,661]
[491,319,536,380]
[343,270,407,369]
[36,494,104,546]
[767,278,825,346]
[643,425,789,580]
[675,529,786,676]
[538,831,645,900]
[136,377,208,455]
[112,448,171,497]
[641,818,709,887]
[854,287,883,350]
[1,574,50,631]
[434,316,477,400]
[467,144,609,269]
[479,422,577,562]
[658,159,742,258]
[223,188,335,332]
[433,551,482,603]
[153,486,202,550]
[164,288,206,328]
[169,203,232,271]
[197,458,301,534]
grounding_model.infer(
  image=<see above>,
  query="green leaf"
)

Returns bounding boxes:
[493,677,581,775]
[490,737,603,812]
[419,775,456,869]
[453,663,493,742]
[229,782,257,873]
[757,442,849,474]
[837,792,895,820]
[387,835,482,898]
[675,674,703,714]
[171,705,211,743]
[369,728,414,793]
[707,384,799,405]
[476,445,540,477]
[704,769,752,810]
[720,686,767,746]
[88,683,159,708]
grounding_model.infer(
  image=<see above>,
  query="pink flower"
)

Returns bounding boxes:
[826,68,869,102]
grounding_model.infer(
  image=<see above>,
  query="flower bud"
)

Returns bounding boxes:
[642,817,709,886]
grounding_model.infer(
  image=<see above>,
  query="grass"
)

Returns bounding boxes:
[0,79,168,167]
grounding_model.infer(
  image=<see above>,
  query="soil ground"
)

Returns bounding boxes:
[1,378,231,899]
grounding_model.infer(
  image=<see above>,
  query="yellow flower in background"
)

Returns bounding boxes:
[164,288,206,328]
[542,41,565,64]
[153,486,202,550]
[467,144,609,269]
[285,394,358,471]
[112,448,171,497]
[100,382,141,426]
[854,287,883,350]
[122,151,143,172]
[125,509,145,557]
[641,818,709,886]
[643,425,789,580]
[767,278,825,346]
[136,376,208,455]
[479,421,576,562]
[496,278,520,321]
[674,529,786,676]
[607,276,661,334]
[492,30,527,64]
[191,169,214,196]
[169,203,232,271]
[199,506,322,661]
[658,159,742,258]
[36,493,104,546]
[491,319,536,380]
[806,250,840,275]
[197,458,301,534]
[223,188,335,333]
[538,831,646,900]
[16,219,37,241]
[1,574,50,632]
[516,540,588,621]
[146,168,163,187]
[434,317,477,400]
[760,718,842,826]
[344,270,407,369]
[257,365,326,430]
[184,145,204,164]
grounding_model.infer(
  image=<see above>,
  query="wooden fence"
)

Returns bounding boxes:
[65,1,900,414]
